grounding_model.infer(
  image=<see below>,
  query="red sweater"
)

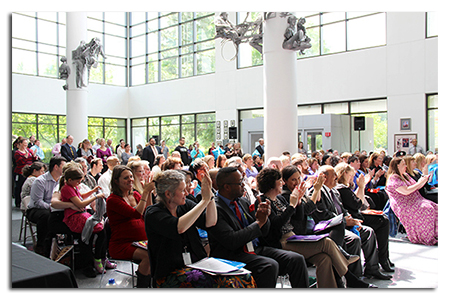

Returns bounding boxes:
[14,149,37,174]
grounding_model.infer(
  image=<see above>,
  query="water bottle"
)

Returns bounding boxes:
[106,278,117,288]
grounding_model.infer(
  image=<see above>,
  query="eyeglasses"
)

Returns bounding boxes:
[224,178,245,185]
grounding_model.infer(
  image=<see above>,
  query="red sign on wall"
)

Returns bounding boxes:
[325,132,331,137]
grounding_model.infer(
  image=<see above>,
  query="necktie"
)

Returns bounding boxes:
[329,190,342,215]
[70,146,74,158]
[231,200,244,228]
[231,200,256,254]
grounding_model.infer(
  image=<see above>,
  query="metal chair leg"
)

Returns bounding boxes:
[112,259,139,288]
[19,212,26,241]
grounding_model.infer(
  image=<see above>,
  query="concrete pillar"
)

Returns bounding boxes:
[65,12,88,146]
[263,13,298,161]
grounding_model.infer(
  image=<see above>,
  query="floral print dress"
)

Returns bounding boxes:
[385,174,438,245]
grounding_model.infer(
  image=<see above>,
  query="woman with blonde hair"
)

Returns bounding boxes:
[242,153,258,178]
[202,155,215,170]
[96,138,113,173]
[413,153,427,174]
[334,162,393,272]
[425,153,437,166]
[385,157,438,245]
[127,160,154,205]
[405,155,437,203]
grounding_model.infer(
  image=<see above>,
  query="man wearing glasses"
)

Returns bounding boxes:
[207,167,310,288]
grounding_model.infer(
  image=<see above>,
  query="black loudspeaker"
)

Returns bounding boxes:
[228,127,237,139]
[354,117,365,131]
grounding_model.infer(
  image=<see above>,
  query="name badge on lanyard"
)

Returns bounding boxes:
[246,241,255,253]
[182,246,192,265]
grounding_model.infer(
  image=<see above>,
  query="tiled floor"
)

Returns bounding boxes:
[11,204,438,289]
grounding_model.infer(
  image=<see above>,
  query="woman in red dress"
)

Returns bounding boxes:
[106,165,154,288]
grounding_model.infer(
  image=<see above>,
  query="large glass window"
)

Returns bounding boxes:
[130,12,215,86]
[12,112,127,163]
[237,12,263,69]
[427,94,438,152]
[239,98,387,153]
[131,112,216,155]
[12,12,65,78]
[87,117,127,147]
[300,12,386,59]
[87,12,127,86]
[350,99,387,151]
[297,105,322,115]
[12,113,66,164]
[12,12,127,86]
[237,12,386,68]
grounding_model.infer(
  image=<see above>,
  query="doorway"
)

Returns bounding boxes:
[306,130,323,155]
[248,131,264,154]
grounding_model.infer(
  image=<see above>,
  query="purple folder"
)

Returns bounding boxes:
[286,233,330,242]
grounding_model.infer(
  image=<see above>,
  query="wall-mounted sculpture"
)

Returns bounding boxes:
[58,56,70,90]
[72,37,106,89]
[215,12,311,60]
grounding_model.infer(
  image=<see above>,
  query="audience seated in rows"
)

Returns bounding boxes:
[13,133,440,288]
[255,167,366,288]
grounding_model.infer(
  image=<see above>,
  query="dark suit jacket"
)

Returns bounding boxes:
[255,145,264,156]
[61,143,77,161]
[311,186,349,223]
[207,194,270,261]
[141,145,161,168]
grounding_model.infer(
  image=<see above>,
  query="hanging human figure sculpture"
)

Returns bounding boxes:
[72,38,106,89]
[59,56,71,90]
[282,16,311,54]
[72,40,88,88]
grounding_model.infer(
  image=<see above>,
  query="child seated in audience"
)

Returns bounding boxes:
[59,162,110,274]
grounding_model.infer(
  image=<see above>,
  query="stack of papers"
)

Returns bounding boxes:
[187,257,250,276]
[313,214,343,232]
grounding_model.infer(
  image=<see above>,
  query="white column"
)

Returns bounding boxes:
[65,12,88,146]
[263,13,298,161]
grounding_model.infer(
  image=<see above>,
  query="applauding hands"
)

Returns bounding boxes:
[255,197,271,228]
[290,181,307,208]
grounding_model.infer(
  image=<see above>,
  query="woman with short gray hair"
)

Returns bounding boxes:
[145,170,256,288]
